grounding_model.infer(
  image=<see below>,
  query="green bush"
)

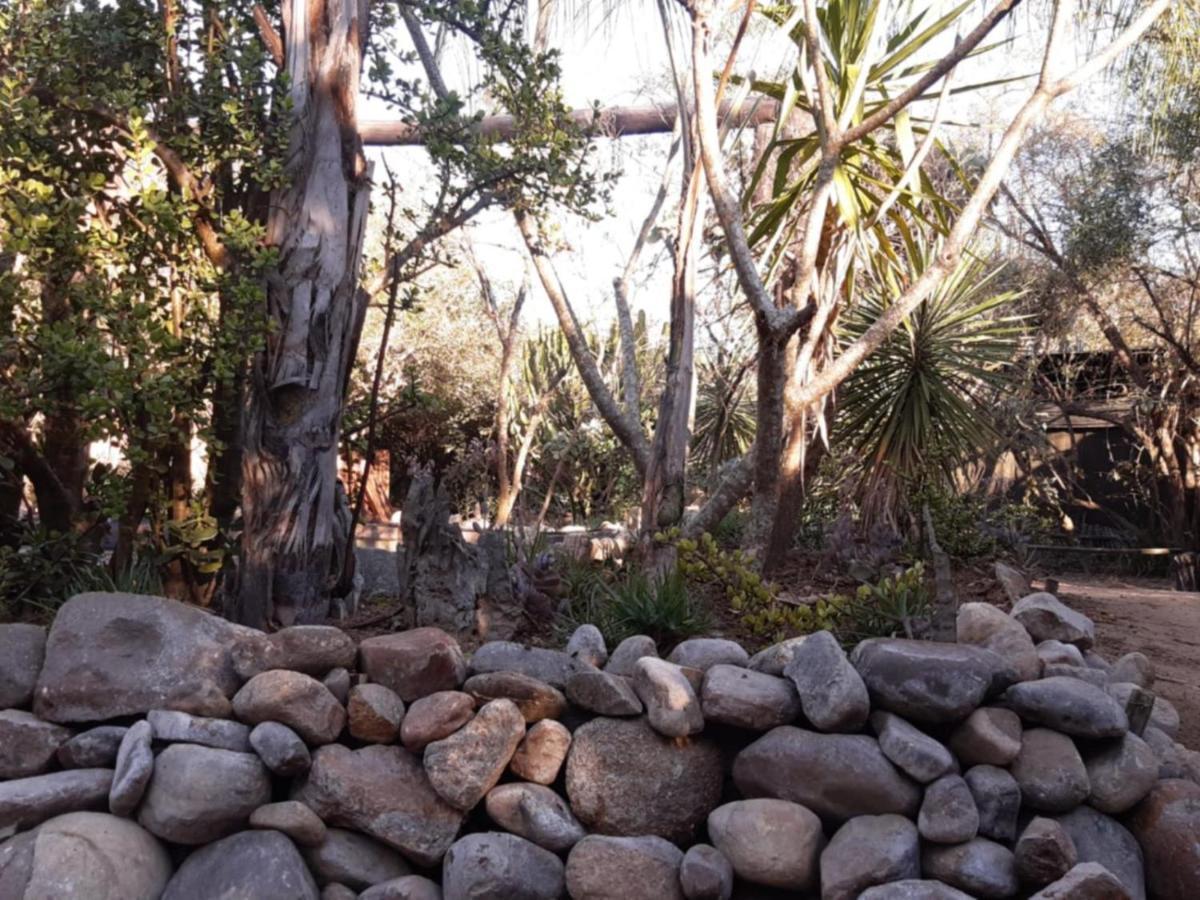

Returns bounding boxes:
[836,562,933,642]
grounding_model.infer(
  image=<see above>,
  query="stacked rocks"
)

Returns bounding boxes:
[1,589,1198,899]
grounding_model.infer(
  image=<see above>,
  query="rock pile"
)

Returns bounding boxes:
[1,589,1198,899]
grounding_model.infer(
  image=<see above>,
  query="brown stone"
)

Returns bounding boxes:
[399,690,475,752]
[1127,779,1200,900]
[359,628,466,701]
[463,671,567,723]
[0,710,71,779]
[509,719,571,785]
[347,683,405,744]
[232,670,346,745]
[423,698,525,810]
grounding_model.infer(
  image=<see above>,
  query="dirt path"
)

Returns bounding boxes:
[1038,576,1200,750]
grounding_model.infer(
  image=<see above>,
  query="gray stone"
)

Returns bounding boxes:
[964,765,1022,842]
[565,624,607,668]
[604,635,658,677]
[1030,862,1132,900]
[858,881,975,900]
[359,876,443,900]
[922,837,1019,899]
[463,671,566,723]
[1056,805,1145,900]
[1004,676,1128,738]
[680,844,733,900]
[700,664,800,731]
[485,782,586,852]
[1085,732,1159,814]
[509,718,571,784]
[33,592,255,723]
[632,657,704,737]
[1044,663,1110,687]
[468,641,583,689]
[918,774,979,844]
[0,769,113,833]
[746,636,807,676]
[1012,727,1090,813]
[0,709,71,779]
[137,744,269,844]
[322,667,351,705]
[667,638,748,671]
[0,623,46,709]
[949,707,1022,767]
[249,800,327,847]
[162,680,233,719]
[1127,779,1200,900]
[1143,726,1200,782]
[821,814,920,900]
[995,561,1031,604]
[565,834,682,900]
[56,725,127,769]
[148,709,251,751]
[0,829,35,895]
[957,601,1041,682]
[232,670,346,745]
[232,625,356,680]
[1012,592,1095,648]
[295,744,464,867]
[850,638,1006,723]
[249,721,311,775]
[359,628,467,702]
[163,830,319,899]
[1110,652,1153,689]
[564,670,642,716]
[444,832,564,900]
[733,726,921,822]
[424,698,525,810]
[399,690,475,752]
[1038,640,1086,668]
[303,827,411,890]
[347,683,406,744]
[1109,682,1180,738]
[565,716,722,845]
[1085,650,1113,672]
[871,710,957,783]
[321,885,357,900]
[785,629,869,732]
[707,798,822,891]
[1016,816,1077,887]
[109,719,154,817]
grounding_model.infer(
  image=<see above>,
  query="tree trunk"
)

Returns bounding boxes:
[232,0,371,628]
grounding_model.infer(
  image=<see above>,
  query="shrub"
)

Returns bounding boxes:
[836,562,933,641]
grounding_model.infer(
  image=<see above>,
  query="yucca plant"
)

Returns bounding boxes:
[690,354,756,482]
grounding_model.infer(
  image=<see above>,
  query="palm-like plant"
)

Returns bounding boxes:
[691,354,756,482]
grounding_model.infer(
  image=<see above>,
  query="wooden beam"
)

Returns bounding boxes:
[360,98,781,146]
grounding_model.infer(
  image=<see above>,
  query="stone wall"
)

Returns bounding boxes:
[1,589,1198,899]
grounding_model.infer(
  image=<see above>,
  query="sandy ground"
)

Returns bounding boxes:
[1039,576,1200,750]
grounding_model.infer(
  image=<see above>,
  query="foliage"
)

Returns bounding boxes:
[836,561,932,641]
[691,355,755,482]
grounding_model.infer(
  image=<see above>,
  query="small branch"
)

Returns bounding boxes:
[251,3,284,67]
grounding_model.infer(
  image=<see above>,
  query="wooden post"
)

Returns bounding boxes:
[1124,686,1156,736]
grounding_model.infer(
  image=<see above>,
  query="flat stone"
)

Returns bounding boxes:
[858,881,975,900]
[565,670,642,716]
[0,709,71,779]
[957,601,1041,682]
[468,641,583,689]
[463,671,567,723]
[359,628,467,701]
[1004,676,1128,738]
[1012,727,1090,813]
[444,832,564,900]
[303,827,411,890]
[322,668,351,705]
[347,683,406,743]
[0,769,113,833]
[56,725,127,769]
[249,721,311,775]
[632,657,704,737]
[871,710,957,783]
[565,624,607,668]
[707,798,822,891]
[163,831,318,899]
[922,837,1019,899]
[918,774,979,844]
[1030,862,1132,900]
[1110,652,1153,688]
[1056,805,1145,900]
[359,875,442,900]
[667,638,748,671]
[424,698,525,810]
[0,623,46,709]
[1039,640,1086,668]
[821,814,920,900]
[785,629,870,732]
[0,830,35,894]
[109,719,154,816]
[1017,816,1078,887]
[1085,732,1158,814]
[295,743,465,867]
[680,844,733,900]
[233,670,345,745]
[1012,592,1095,648]
[485,782,586,852]
[148,709,251,751]
[565,716,722,845]
[232,625,356,680]
[1109,682,1180,738]
[949,707,1022,766]
[399,690,475,752]
[137,744,269,844]
[964,765,1022,842]
[746,636,808,676]
[509,719,571,784]
[604,635,658,677]
[565,834,683,900]
[1127,779,1200,900]
[700,663,800,731]
[250,800,327,847]
[995,561,1031,603]
[733,726,921,822]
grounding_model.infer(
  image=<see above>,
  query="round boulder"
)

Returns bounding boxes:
[443,832,564,900]
[707,798,823,891]
[163,829,318,900]
[565,835,684,900]
[1128,779,1200,900]
[820,814,920,900]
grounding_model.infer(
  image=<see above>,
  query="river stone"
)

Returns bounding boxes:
[784,629,869,732]
[148,709,251,751]
[667,638,748,671]
[232,625,356,680]
[0,769,113,833]
[919,774,979,844]
[1109,682,1181,738]
[1017,816,1078,887]
[324,668,352,706]
[1056,805,1145,900]
[137,744,269,844]
[1039,640,1086,668]
[964,765,1022,842]
[33,592,255,723]
[424,698,524,810]
[957,601,1041,682]
[1127,779,1200,900]
[162,679,234,719]
[1004,676,1128,738]
[995,561,1031,603]
[109,719,154,816]
[700,664,800,730]
[163,829,318,899]
[485,783,586,852]
[463,671,566,723]
[821,814,919,900]
[1146,729,1200,783]
[871,710,957,783]
[1012,727,1090,813]
[295,743,464,866]
[321,886,357,900]
[680,844,733,900]
[0,830,36,895]
[1085,732,1159,814]
[359,876,442,900]
[359,628,466,701]
[232,670,346,745]
[706,798,821,891]
[1030,862,1132,900]
[746,636,807,676]
[632,657,704,737]
[858,881,975,900]
[509,719,571,784]
[347,684,406,744]
[1110,652,1153,688]
[565,624,607,668]
[0,710,71,779]
[0,623,46,709]
[1012,592,1095,648]
[468,641,583,689]
[400,690,475,752]
[604,635,658,677]
[249,721,310,775]
[850,638,1005,723]
[565,670,642,716]
[923,837,1019,899]
[249,800,327,847]
[565,716,722,845]
[444,832,564,900]
[733,726,921,822]
[950,707,1022,766]
[1044,663,1110,687]
[56,725,127,769]
[565,834,683,900]
[303,827,411,890]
